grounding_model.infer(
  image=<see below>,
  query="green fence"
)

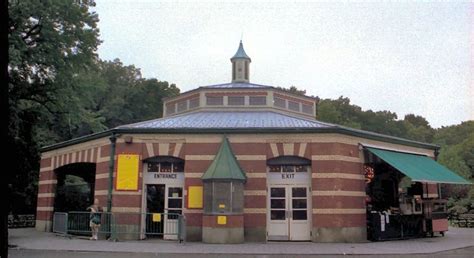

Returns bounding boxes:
[53,211,186,242]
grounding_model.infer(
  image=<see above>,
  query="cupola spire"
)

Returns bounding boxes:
[231,41,251,83]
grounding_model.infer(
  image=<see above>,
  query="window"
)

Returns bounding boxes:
[302,104,313,114]
[282,165,294,172]
[166,103,176,115]
[274,97,286,108]
[267,156,311,173]
[269,165,281,173]
[160,162,172,172]
[173,162,184,172]
[295,165,309,172]
[288,101,300,111]
[245,61,249,80]
[232,63,236,81]
[228,96,245,105]
[146,160,185,173]
[189,98,199,109]
[177,101,187,112]
[147,163,159,172]
[206,96,223,106]
[249,96,266,105]
[203,181,244,214]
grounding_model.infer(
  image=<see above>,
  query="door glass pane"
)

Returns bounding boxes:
[292,187,307,197]
[271,199,286,209]
[292,199,307,209]
[292,210,307,220]
[168,199,182,208]
[167,209,182,219]
[168,187,183,198]
[271,210,286,220]
[271,188,285,197]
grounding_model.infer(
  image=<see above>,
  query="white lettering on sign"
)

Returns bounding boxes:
[281,173,295,179]
[154,173,177,179]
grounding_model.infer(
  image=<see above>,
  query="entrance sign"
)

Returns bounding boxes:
[154,173,177,179]
[116,154,140,190]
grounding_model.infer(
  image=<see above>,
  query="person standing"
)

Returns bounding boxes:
[87,198,103,240]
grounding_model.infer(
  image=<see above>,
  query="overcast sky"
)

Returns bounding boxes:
[94,1,473,128]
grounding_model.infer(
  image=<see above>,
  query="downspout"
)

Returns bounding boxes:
[107,133,117,212]
[107,132,118,241]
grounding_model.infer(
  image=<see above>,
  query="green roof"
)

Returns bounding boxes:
[231,40,251,61]
[202,137,246,181]
[367,147,471,185]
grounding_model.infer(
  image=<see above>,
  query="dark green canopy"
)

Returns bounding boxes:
[202,137,246,181]
[367,147,471,185]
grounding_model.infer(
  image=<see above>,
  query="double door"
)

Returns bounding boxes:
[267,185,311,241]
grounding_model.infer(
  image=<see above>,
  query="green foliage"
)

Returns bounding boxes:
[55,175,91,212]
[9,0,100,214]
[8,1,179,214]
[313,94,472,214]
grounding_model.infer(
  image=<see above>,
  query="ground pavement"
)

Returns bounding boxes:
[8,227,474,256]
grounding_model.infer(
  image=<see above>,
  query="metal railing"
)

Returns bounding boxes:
[8,214,36,228]
[53,211,186,243]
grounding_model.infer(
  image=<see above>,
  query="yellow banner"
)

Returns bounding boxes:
[116,154,140,190]
[188,186,203,208]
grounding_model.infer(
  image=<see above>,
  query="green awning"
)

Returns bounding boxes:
[202,137,246,181]
[366,147,471,184]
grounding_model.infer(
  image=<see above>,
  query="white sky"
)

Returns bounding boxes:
[94,1,473,128]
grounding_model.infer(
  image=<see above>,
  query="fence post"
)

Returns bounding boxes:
[110,212,118,241]
[65,213,68,236]
[179,215,186,244]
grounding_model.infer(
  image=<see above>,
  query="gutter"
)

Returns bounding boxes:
[40,126,439,153]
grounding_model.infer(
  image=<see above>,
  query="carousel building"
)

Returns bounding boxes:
[36,41,469,243]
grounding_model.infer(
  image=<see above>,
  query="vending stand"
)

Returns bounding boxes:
[363,146,470,241]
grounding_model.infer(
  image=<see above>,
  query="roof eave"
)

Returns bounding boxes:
[40,126,439,153]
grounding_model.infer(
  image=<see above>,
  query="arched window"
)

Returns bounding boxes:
[267,156,311,173]
[144,156,184,173]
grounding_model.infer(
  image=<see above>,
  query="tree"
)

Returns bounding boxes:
[8,0,100,215]
[2,0,10,255]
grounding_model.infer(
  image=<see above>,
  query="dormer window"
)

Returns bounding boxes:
[207,96,223,106]
[249,96,266,105]
[228,96,245,105]
[288,101,300,111]
[189,98,200,109]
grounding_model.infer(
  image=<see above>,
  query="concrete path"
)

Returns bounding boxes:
[8,227,474,255]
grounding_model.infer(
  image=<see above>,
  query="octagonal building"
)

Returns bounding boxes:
[36,41,468,243]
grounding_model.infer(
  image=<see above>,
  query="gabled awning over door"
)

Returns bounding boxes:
[366,147,471,185]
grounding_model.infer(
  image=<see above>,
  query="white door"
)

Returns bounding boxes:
[163,186,183,240]
[267,185,311,241]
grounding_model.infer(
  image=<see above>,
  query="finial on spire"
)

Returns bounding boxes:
[231,40,251,83]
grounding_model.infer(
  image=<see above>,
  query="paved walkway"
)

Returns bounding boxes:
[8,227,474,255]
